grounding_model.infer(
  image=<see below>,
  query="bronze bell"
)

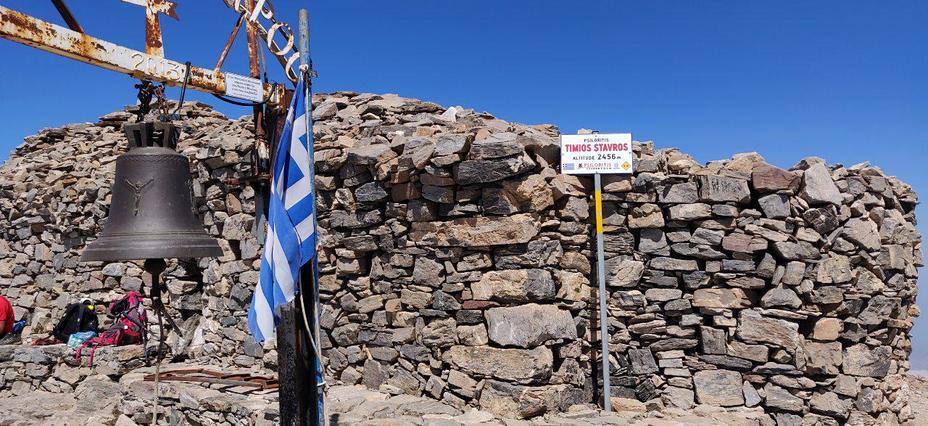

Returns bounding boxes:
[81,122,222,262]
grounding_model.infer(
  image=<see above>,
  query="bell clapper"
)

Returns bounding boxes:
[141,258,184,350]
[143,258,171,426]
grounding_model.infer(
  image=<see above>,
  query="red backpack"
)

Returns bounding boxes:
[74,291,148,365]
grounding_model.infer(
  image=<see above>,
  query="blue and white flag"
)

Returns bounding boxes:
[248,78,317,343]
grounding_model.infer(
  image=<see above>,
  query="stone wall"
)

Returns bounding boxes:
[310,93,593,418]
[0,92,922,424]
[593,150,922,425]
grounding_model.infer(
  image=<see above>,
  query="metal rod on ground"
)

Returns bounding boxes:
[594,173,611,412]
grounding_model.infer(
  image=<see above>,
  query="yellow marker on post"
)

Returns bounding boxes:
[560,132,633,412]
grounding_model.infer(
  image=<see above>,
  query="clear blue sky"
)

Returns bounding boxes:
[1,1,926,369]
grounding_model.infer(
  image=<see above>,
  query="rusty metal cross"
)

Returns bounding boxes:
[122,0,179,57]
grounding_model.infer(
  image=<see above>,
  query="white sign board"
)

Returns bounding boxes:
[560,133,634,175]
[224,73,264,102]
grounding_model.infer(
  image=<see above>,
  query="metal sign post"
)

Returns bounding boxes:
[560,132,634,412]
[593,172,611,411]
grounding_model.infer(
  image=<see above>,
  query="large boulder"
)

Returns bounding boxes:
[471,269,555,303]
[478,381,586,419]
[817,255,853,284]
[627,348,659,375]
[693,369,744,406]
[500,175,554,212]
[843,217,881,251]
[752,163,800,193]
[842,344,892,377]
[398,137,436,170]
[467,133,524,159]
[810,392,853,419]
[858,296,899,325]
[657,182,699,203]
[801,163,843,205]
[757,193,790,219]
[698,175,751,203]
[409,213,540,247]
[605,258,645,288]
[485,304,576,348]
[804,341,843,375]
[455,154,535,185]
[693,288,751,309]
[444,346,553,384]
[763,383,804,412]
[736,310,802,352]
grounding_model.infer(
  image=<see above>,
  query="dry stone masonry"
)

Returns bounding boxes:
[0,91,921,425]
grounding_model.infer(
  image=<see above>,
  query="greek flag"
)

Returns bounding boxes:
[248,78,317,343]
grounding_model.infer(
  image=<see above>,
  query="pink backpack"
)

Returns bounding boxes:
[74,291,148,365]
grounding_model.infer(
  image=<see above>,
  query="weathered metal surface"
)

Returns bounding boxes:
[51,0,83,33]
[214,12,245,72]
[222,0,299,83]
[243,0,268,178]
[245,0,261,79]
[0,5,283,103]
[122,0,178,57]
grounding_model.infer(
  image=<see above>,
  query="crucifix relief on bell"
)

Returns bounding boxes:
[81,121,221,262]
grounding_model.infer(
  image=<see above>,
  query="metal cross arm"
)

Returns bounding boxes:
[123,0,178,19]
[0,5,284,107]
[121,0,178,57]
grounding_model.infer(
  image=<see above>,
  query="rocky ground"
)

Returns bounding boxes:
[324,384,770,425]
[0,374,925,425]
[909,374,928,423]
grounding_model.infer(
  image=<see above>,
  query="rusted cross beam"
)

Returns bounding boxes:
[0,5,284,105]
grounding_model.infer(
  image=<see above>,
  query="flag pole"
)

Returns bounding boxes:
[298,8,325,426]
[276,9,318,426]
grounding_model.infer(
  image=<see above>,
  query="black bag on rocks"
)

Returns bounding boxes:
[52,300,99,342]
